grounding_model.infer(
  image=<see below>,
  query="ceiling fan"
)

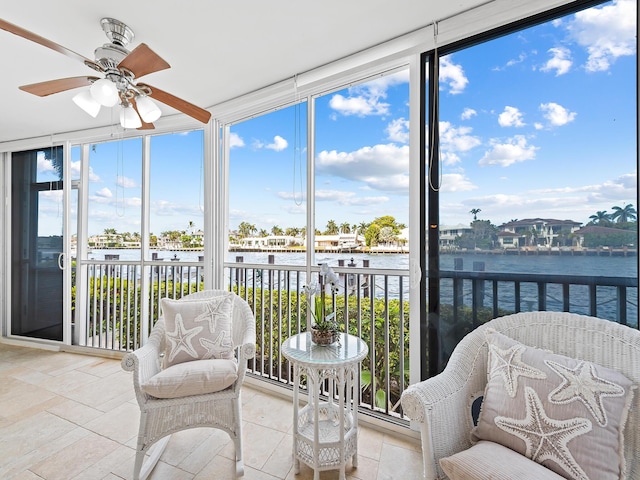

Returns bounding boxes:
[0,17,211,129]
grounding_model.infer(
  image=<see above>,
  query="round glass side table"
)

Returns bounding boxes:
[282,332,368,480]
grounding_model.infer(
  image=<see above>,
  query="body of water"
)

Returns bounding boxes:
[87,249,638,326]
[88,249,637,278]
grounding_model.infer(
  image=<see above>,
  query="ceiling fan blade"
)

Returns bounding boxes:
[118,43,170,78]
[130,98,155,130]
[140,83,211,124]
[0,18,94,66]
[19,76,99,97]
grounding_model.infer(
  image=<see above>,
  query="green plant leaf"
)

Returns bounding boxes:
[375,389,387,409]
[360,369,371,388]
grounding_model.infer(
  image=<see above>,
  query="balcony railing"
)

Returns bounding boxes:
[76,257,638,425]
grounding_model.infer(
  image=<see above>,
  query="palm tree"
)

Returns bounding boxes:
[339,222,351,234]
[238,221,256,238]
[610,204,637,223]
[271,225,284,236]
[589,211,611,225]
[469,208,481,221]
[325,220,338,235]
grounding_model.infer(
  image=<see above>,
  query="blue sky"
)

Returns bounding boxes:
[38,0,636,238]
[229,0,636,233]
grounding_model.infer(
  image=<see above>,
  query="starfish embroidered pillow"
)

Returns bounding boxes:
[161,295,234,367]
[471,329,635,480]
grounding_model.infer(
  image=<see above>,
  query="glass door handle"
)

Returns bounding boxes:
[58,252,64,270]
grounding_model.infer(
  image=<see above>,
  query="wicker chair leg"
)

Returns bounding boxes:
[135,435,170,480]
[234,395,245,477]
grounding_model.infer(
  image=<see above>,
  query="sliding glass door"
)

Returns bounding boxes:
[10,146,70,341]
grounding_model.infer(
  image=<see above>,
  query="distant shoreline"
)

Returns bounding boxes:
[89,245,637,257]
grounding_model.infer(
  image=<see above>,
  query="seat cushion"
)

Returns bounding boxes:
[472,329,635,480]
[440,440,566,480]
[141,358,238,399]
[161,294,234,366]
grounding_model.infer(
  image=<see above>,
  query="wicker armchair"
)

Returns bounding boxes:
[122,290,256,480]
[400,311,640,480]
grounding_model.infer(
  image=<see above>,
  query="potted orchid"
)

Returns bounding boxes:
[304,263,340,345]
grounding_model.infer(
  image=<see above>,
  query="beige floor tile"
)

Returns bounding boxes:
[147,460,194,480]
[77,357,127,378]
[261,432,294,479]
[242,389,295,433]
[0,344,423,480]
[39,369,101,396]
[6,471,43,480]
[70,444,136,480]
[0,384,65,422]
[176,428,234,474]
[31,431,120,480]
[357,426,385,461]
[0,424,88,478]
[382,431,421,452]
[192,454,237,480]
[47,397,106,425]
[346,453,378,480]
[376,443,423,480]
[83,401,141,444]
[220,421,286,471]
[0,411,77,465]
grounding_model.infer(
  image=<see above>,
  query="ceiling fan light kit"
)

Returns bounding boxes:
[135,94,162,123]
[120,103,143,129]
[72,90,101,118]
[0,16,212,129]
[90,77,120,107]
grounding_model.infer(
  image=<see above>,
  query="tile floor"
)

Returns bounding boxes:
[0,342,424,480]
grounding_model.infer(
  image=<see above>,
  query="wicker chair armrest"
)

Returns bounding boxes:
[121,319,165,403]
[402,369,479,429]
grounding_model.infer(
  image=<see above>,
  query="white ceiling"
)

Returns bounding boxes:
[0,0,495,144]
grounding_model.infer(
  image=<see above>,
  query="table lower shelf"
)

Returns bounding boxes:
[294,402,357,469]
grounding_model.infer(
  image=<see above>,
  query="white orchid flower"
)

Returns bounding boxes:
[304,279,321,296]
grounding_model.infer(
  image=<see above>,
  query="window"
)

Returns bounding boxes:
[427,0,637,373]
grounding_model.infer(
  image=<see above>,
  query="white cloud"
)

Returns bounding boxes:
[37,156,56,174]
[328,70,409,118]
[329,92,389,117]
[540,102,576,126]
[440,121,482,154]
[95,187,113,198]
[540,46,573,75]
[439,55,468,94]
[493,52,528,71]
[229,132,245,148]
[313,189,390,206]
[266,135,288,151]
[386,118,410,143]
[440,152,461,166]
[116,176,137,188]
[316,143,409,192]
[498,106,526,127]
[461,108,477,120]
[479,135,538,167]
[567,0,637,72]
[440,173,477,192]
[534,122,544,130]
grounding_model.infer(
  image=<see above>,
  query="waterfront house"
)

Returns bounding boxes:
[498,218,583,248]
[0,1,637,479]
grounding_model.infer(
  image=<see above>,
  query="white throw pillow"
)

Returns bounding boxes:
[440,440,566,480]
[472,329,635,480]
[161,295,233,366]
[141,358,238,399]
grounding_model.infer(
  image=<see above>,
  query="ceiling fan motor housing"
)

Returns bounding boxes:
[100,18,134,47]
